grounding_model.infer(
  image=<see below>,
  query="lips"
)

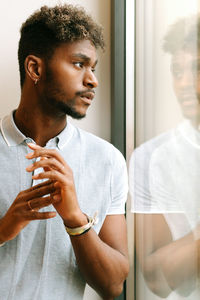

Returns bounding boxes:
[181,100,198,107]
[179,94,199,105]
[80,92,95,100]
[178,95,200,118]
[79,91,95,105]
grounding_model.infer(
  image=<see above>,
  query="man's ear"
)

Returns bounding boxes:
[24,55,43,84]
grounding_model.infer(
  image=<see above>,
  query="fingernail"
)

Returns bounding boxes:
[50,212,57,218]
[32,174,39,179]
[26,152,34,158]
[26,164,34,171]
[27,143,38,148]
[53,194,61,201]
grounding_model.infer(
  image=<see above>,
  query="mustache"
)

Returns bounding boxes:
[76,89,95,97]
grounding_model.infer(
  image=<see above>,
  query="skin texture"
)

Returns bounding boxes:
[14,40,99,146]
[0,39,129,299]
[135,50,200,298]
[0,180,58,243]
[171,50,200,126]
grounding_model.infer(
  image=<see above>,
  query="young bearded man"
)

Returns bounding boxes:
[0,5,129,300]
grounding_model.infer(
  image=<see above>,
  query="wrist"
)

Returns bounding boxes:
[63,211,88,228]
[65,212,98,236]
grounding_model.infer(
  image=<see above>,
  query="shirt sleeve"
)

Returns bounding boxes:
[129,131,184,214]
[106,147,128,215]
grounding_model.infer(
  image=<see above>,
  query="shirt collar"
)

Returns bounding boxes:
[0,111,26,146]
[0,110,75,149]
[56,121,74,150]
[178,119,200,149]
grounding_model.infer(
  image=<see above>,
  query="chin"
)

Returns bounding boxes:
[52,101,87,119]
[65,108,87,120]
[69,113,86,120]
[182,111,200,124]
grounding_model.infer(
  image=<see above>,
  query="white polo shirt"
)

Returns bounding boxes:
[0,111,128,300]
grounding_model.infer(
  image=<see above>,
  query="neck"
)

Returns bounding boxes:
[189,118,200,131]
[14,105,67,147]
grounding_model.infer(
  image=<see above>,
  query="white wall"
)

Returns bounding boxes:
[0,1,111,299]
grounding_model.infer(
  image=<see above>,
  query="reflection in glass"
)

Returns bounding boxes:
[129,9,200,300]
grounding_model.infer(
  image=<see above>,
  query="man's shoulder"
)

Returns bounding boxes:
[137,130,173,152]
[74,125,114,150]
[129,129,175,171]
[72,124,125,163]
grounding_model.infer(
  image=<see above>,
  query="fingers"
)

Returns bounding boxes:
[25,210,57,220]
[40,157,51,172]
[26,143,66,165]
[19,181,57,202]
[25,143,74,195]
[31,170,68,186]
[3,170,59,241]
[26,195,61,211]
[27,179,53,191]
[25,144,71,185]
[26,157,65,175]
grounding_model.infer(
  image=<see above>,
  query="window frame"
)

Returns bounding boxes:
[111,0,136,299]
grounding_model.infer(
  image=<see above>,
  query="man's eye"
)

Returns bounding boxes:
[74,62,83,68]
[171,66,183,79]
[173,70,183,79]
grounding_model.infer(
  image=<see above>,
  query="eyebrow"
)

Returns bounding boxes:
[172,55,200,63]
[71,53,98,66]
[171,58,200,67]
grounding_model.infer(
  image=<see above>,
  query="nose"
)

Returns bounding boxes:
[179,70,194,88]
[83,69,98,89]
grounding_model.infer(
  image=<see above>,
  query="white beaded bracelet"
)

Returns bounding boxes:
[65,212,98,236]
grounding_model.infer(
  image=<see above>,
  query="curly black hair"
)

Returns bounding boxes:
[163,14,200,55]
[18,4,105,87]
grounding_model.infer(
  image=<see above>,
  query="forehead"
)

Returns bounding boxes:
[172,49,200,65]
[51,39,98,62]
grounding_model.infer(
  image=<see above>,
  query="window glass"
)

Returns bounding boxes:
[128,0,200,299]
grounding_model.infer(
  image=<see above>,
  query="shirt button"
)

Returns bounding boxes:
[25,138,33,144]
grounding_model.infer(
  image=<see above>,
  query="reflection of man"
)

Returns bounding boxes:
[0,5,129,299]
[129,15,200,299]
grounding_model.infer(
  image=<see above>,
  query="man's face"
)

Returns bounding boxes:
[40,40,98,119]
[171,49,200,123]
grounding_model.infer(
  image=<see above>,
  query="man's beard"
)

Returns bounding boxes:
[41,67,86,120]
[46,95,86,119]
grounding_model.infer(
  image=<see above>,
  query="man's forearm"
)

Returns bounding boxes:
[143,231,199,297]
[70,229,129,299]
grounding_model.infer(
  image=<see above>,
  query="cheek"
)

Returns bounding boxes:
[60,71,83,91]
[172,81,180,96]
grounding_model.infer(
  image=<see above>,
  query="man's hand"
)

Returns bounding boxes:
[26,143,88,227]
[0,180,58,244]
[26,143,129,299]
